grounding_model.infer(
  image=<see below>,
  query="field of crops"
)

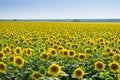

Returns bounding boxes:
[0,22,120,80]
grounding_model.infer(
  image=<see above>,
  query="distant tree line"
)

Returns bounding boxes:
[72,19,80,22]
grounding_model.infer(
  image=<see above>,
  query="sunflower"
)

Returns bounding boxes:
[41,53,49,61]
[23,48,27,54]
[118,46,120,51]
[63,40,67,44]
[0,51,5,60]
[58,46,64,51]
[50,42,54,47]
[99,38,105,42]
[13,56,24,67]
[105,41,110,46]
[73,68,84,79]
[90,41,95,46]
[25,39,30,43]
[48,48,57,56]
[10,44,14,50]
[95,61,105,71]
[62,49,69,57]
[0,62,6,73]
[87,40,91,44]
[92,47,97,53]
[109,62,119,72]
[100,42,104,46]
[2,48,7,55]
[113,54,120,62]
[117,40,120,45]
[58,38,63,42]
[53,44,58,50]
[30,72,43,80]
[14,47,23,55]
[48,64,62,76]
[66,42,72,48]
[78,54,86,61]
[59,49,64,56]
[27,42,32,46]
[8,55,14,64]
[39,48,46,53]
[110,42,115,47]
[102,53,108,58]
[85,48,92,54]
[69,50,75,57]
[108,52,114,57]
[75,54,79,58]
[115,49,119,54]
[2,43,8,48]
[14,40,20,44]
[105,47,112,53]
[117,74,120,80]
[72,44,79,49]
[56,41,61,46]
[76,42,80,45]
[25,48,33,56]
[5,47,11,55]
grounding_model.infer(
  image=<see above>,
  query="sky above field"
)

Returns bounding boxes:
[0,0,120,19]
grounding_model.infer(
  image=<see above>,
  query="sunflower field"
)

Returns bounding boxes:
[0,22,120,80]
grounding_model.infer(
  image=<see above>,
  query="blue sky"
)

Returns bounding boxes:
[0,0,120,19]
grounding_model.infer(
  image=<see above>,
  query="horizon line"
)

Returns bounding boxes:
[1,18,120,20]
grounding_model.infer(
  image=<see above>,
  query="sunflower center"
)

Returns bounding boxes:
[91,43,94,46]
[68,44,70,46]
[86,49,92,53]
[109,53,114,56]
[3,50,6,54]
[97,63,103,69]
[11,46,14,49]
[63,51,68,55]
[54,46,57,49]
[0,64,5,70]
[16,58,22,65]
[40,49,44,52]
[16,49,20,53]
[15,41,18,43]
[43,54,47,59]
[50,43,53,46]
[94,49,97,52]
[118,47,120,50]
[101,43,104,45]
[34,73,42,79]
[51,66,59,73]
[111,64,119,70]
[107,49,110,52]
[59,39,62,42]
[70,51,74,56]
[51,50,55,55]
[57,42,60,45]
[4,44,7,47]
[58,47,62,50]
[27,50,30,54]
[79,55,85,59]
[75,70,82,76]
[100,39,103,42]
[0,53,3,58]
[6,48,10,52]
[10,57,14,62]
[105,42,108,45]
[75,45,78,48]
